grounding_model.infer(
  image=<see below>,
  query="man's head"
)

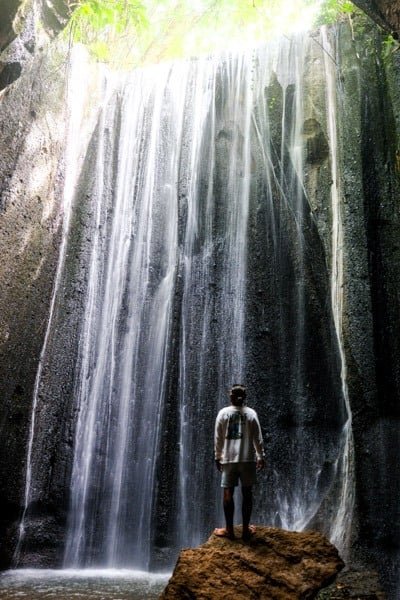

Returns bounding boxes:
[229,384,246,406]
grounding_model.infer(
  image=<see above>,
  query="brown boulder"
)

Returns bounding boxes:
[160,526,344,599]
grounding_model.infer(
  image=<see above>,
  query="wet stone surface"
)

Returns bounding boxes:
[315,568,385,599]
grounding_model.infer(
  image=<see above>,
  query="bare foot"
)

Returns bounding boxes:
[213,527,235,540]
[242,524,256,541]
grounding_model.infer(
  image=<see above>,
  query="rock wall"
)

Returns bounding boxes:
[296,16,400,594]
[336,17,400,593]
[0,38,104,567]
[0,0,71,91]
[352,0,400,37]
[262,17,400,596]
[0,44,68,566]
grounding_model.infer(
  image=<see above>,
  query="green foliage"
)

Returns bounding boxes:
[314,0,356,26]
[65,0,365,66]
[68,0,148,61]
[139,0,325,63]
[71,0,148,34]
[382,33,400,61]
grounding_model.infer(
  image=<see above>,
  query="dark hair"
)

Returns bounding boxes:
[230,384,246,406]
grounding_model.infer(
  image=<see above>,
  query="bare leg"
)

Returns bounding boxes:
[223,487,235,535]
[241,486,253,538]
[214,487,235,539]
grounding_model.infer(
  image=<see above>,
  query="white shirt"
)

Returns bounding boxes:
[214,405,264,464]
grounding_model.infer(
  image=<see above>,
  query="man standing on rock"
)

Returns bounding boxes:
[214,384,265,541]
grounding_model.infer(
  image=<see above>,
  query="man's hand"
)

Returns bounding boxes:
[215,459,222,472]
[256,458,265,472]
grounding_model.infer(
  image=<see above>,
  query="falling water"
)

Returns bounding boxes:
[14,46,105,563]
[321,26,355,553]
[177,52,254,547]
[18,32,354,570]
[64,62,190,568]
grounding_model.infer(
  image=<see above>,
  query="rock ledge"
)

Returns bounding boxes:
[160,526,344,599]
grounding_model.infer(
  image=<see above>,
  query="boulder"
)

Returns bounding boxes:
[160,526,344,599]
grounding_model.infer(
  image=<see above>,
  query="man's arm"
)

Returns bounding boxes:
[214,412,224,470]
[251,412,265,470]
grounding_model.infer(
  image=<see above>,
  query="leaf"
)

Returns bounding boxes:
[90,39,111,61]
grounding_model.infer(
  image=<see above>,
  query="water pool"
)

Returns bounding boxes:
[0,569,170,599]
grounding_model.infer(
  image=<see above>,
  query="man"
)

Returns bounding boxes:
[214,384,265,541]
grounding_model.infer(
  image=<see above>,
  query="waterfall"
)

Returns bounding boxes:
[64,62,190,568]
[13,46,106,564]
[177,52,254,547]
[321,26,355,554]
[19,32,354,570]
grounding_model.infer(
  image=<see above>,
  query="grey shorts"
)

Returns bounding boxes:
[221,461,257,488]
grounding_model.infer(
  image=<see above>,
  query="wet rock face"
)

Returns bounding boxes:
[160,526,344,599]
[0,0,35,90]
[352,0,400,37]
[0,36,104,566]
[0,0,71,48]
[302,119,329,166]
[0,0,21,51]
[334,18,400,595]
[0,43,70,567]
[315,568,385,599]
[0,0,71,91]
[40,0,72,36]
